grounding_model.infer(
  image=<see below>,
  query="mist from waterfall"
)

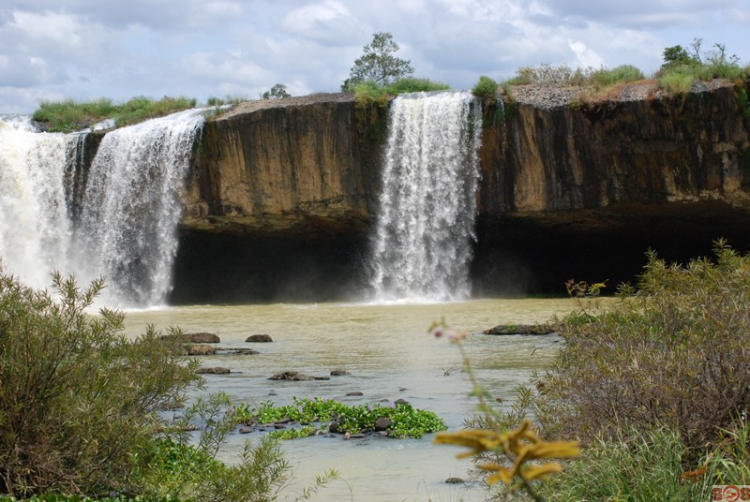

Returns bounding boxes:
[0,110,205,308]
[0,116,74,288]
[369,91,482,302]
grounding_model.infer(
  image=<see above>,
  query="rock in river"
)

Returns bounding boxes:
[269,371,330,381]
[246,334,273,343]
[163,332,221,343]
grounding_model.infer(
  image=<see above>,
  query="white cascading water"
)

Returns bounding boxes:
[369,91,482,302]
[0,116,75,288]
[0,110,205,308]
[76,109,205,307]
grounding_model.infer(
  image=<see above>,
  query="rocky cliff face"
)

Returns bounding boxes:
[479,80,750,215]
[170,81,750,302]
[183,93,381,235]
[472,80,750,295]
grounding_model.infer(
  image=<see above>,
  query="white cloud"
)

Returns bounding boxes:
[0,0,748,112]
[281,0,362,45]
[568,41,605,68]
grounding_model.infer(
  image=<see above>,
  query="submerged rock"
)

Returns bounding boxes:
[483,323,556,335]
[246,334,273,343]
[186,344,215,356]
[196,367,230,374]
[163,332,220,343]
[269,371,330,381]
[331,369,350,376]
[374,417,393,431]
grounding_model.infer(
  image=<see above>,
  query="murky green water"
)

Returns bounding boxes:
[123,299,576,501]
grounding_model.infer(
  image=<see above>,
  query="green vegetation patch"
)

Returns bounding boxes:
[232,396,447,439]
[33,95,197,133]
[0,270,293,501]
[472,75,499,103]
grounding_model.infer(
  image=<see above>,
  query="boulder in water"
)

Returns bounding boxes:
[196,367,230,374]
[483,323,556,335]
[269,371,329,381]
[246,334,273,343]
[163,332,220,343]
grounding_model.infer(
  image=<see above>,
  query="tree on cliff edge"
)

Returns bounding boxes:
[342,32,414,90]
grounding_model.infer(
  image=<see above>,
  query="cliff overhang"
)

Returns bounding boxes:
[170,80,750,302]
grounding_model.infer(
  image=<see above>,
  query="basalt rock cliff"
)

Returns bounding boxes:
[169,81,750,303]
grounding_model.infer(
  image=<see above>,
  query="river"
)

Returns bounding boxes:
[122,298,576,501]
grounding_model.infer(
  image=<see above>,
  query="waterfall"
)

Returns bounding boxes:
[0,117,74,288]
[369,91,482,302]
[76,109,205,307]
[0,110,205,308]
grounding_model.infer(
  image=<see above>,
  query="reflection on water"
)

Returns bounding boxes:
[123,299,576,501]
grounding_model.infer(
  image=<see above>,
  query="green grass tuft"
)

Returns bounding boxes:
[32,95,198,133]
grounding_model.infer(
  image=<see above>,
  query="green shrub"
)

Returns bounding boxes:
[659,68,696,95]
[472,76,498,103]
[0,270,296,502]
[352,80,390,108]
[32,96,197,133]
[386,77,450,94]
[536,241,750,452]
[114,96,197,128]
[32,98,117,133]
[539,426,702,501]
[657,40,748,95]
[233,396,447,439]
[0,269,199,497]
[589,64,645,88]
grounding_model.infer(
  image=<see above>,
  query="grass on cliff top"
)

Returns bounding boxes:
[351,77,450,108]
[33,95,198,133]
[500,59,749,101]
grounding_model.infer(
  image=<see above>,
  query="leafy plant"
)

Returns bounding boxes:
[0,268,199,497]
[233,397,446,439]
[137,392,293,502]
[658,39,747,95]
[472,76,499,103]
[537,240,750,452]
[588,65,645,89]
[386,77,450,94]
[659,70,695,94]
[538,425,701,501]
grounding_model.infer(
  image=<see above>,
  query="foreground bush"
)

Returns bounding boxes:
[0,269,199,496]
[0,269,294,501]
[537,242,750,452]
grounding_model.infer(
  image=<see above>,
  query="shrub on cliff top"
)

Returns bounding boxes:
[472,76,499,103]
[589,64,645,89]
[387,77,450,95]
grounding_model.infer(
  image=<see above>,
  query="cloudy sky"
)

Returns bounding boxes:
[1,0,748,113]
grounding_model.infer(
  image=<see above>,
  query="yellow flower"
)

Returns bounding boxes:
[434,420,580,485]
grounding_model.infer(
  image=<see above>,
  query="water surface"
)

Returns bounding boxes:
[123,298,576,501]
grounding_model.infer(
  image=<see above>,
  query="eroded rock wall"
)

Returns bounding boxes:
[473,81,750,295]
[182,94,382,235]
[478,81,750,216]
[171,83,750,302]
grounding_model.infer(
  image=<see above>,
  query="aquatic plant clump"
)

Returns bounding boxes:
[232,397,447,439]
